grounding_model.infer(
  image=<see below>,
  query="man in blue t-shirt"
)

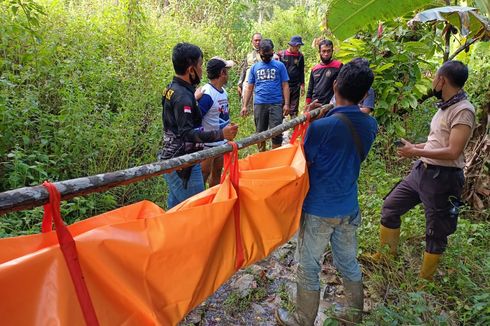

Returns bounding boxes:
[240,39,290,151]
[276,60,378,326]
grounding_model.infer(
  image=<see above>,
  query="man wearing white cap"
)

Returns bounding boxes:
[198,57,235,186]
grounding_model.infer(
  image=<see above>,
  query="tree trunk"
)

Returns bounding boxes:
[0,105,332,215]
[443,23,451,62]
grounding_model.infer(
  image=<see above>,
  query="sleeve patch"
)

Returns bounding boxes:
[164,88,174,100]
[183,106,192,114]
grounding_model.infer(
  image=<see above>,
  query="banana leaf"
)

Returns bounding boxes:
[326,0,443,41]
[409,6,490,40]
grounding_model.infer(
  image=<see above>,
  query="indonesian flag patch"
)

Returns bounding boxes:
[183,106,192,114]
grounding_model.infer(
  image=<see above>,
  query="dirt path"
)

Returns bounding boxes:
[180,239,373,325]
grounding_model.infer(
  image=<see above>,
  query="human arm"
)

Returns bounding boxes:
[197,93,213,116]
[304,99,330,121]
[194,87,203,100]
[240,83,254,116]
[237,58,248,97]
[241,64,256,117]
[360,107,373,114]
[300,55,305,97]
[359,88,375,114]
[398,124,472,160]
[173,96,223,143]
[303,121,328,166]
[222,123,238,140]
[306,70,314,104]
[280,63,290,116]
[282,82,290,116]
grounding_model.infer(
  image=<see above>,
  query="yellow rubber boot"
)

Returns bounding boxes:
[419,252,442,280]
[365,226,400,262]
[379,226,400,255]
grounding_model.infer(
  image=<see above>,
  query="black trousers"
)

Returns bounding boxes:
[288,85,301,117]
[381,160,464,254]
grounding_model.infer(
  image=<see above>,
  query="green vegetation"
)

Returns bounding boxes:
[278,282,296,313]
[224,273,269,315]
[0,0,488,323]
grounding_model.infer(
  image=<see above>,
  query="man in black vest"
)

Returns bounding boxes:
[278,35,305,117]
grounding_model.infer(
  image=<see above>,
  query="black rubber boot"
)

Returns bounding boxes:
[275,285,320,326]
[332,279,364,325]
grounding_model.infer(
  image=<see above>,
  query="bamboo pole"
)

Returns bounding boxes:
[0,105,332,215]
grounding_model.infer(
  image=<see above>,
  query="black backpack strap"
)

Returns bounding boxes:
[333,113,366,161]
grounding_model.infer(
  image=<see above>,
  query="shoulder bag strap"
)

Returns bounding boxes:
[333,113,366,161]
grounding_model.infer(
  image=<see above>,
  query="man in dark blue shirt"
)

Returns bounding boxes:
[276,59,378,326]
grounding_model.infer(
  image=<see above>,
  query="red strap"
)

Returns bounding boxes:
[289,112,311,145]
[42,199,53,233]
[305,111,311,123]
[220,143,244,269]
[42,182,99,325]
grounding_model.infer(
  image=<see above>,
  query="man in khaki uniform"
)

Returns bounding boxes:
[237,33,262,100]
[374,60,475,280]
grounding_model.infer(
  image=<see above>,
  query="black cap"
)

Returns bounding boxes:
[206,57,234,76]
[259,39,274,52]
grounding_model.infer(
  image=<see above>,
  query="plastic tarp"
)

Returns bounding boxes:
[0,135,308,325]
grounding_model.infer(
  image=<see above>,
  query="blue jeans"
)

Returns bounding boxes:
[163,164,204,209]
[297,210,362,291]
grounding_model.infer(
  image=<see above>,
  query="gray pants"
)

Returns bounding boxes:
[253,103,283,145]
[297,211,362,291]
[381,160,464,254]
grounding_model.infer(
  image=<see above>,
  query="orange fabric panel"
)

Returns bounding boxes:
[0,142,308,325]
[0,200,165,264]
[239,144,309,266]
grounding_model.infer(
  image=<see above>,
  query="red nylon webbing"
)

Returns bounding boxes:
[42,182,99,325]
[289,112,311,145]
[220,143,244,269]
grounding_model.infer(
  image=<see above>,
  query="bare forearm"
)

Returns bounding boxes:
[283,84,290,105]
[243,84,253,107]
[412,147,462,161]
[399,125,471,161]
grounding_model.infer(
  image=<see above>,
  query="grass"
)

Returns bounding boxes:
[278,282,295,313]
[353,151,490,325]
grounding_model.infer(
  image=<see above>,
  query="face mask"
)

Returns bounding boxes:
[433,88,443,100]
[190,67,201,86]
[432,78,443,100]
[261,53,273,63]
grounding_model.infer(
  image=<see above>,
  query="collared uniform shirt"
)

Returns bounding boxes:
[160,77,223,160]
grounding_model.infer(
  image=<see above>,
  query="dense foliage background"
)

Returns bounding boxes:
[1,0,489,324]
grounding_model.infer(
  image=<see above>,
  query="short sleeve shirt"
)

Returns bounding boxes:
[360,88,375,110]
[421,99,475,168]
[198,83,229,147]
[248,60,289,105]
